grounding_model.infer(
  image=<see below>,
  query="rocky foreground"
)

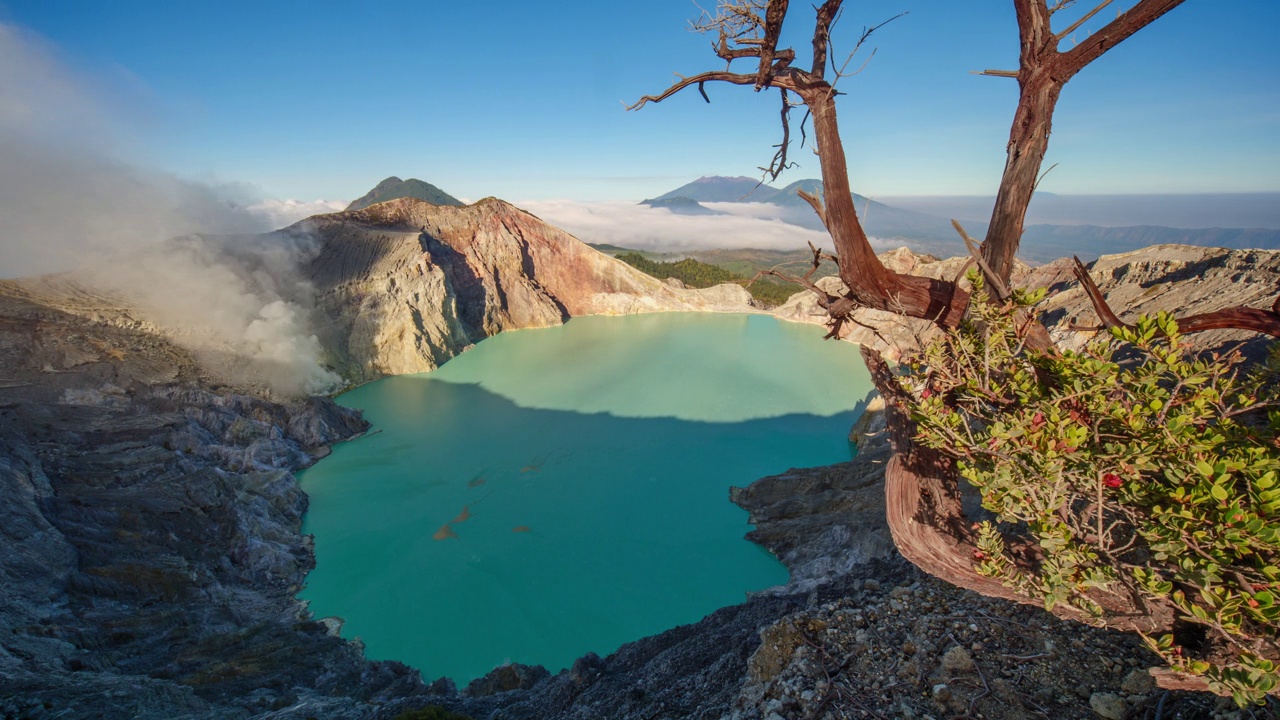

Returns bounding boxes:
[1,206,1278,720]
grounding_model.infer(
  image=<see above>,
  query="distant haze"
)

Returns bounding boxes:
[879,193,1280,230]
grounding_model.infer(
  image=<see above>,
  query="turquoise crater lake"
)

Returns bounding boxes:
[299,313,873,683]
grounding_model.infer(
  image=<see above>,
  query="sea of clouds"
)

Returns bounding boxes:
[516,199,869,253]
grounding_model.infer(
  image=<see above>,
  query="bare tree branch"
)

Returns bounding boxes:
[1055,0,1114,41]
[953,220,1011,302]
[626,70,793,111]
[831,12,907,85]
[1071,256,1280,337]
[1057,0,1187,78]
[755,0,789,88]
[796,188,826,227]
[759,88,799,181]
[974,68,1020,78]
[810,0,842,78]
[982,0,1187,284]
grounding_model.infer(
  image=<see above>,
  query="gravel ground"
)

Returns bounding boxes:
[728,559,1279,720]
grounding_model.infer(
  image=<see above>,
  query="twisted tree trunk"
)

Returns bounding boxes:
[630,0,1274,695]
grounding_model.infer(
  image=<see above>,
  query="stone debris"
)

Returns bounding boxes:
[4,241,1280,719]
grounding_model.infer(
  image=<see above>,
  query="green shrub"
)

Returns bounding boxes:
[903,277,1280,705]
[613,252,798,307]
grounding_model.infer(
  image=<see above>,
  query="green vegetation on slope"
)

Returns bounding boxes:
[614,252,799,307]
[908,278,1280,706]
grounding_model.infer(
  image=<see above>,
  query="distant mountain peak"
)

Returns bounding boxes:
[646,175,785,204]
[345,176,464,212]
[639,196,727,216]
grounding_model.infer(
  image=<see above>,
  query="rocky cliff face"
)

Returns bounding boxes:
[775,244,1279,361]
[0,286,433,718]
[302,197,756,384]
[1025,244,1280,359]
[2,230,1277,719]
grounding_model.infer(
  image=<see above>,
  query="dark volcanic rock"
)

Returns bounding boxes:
[0,289,429,718]
[4,242,1278,719]
[384,587,813,720]
[0,380,440,718]
[464,663,551,697]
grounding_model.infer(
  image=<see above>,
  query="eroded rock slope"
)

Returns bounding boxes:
[302,198,757,384]
[0,285,429,719]
[778,244,1280,362]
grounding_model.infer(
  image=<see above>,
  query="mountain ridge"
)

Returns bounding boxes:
[345,176,464,212]
[641,176,1280,261]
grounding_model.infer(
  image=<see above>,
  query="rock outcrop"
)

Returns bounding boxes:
[302,198,757,384]
[775,244,1280,361]
[0,286,433,718]
[729,400,896,592]
[2,232,1278,719]
[1025,243,1280,359]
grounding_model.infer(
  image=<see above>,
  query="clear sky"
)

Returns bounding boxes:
[2,1,1277,203]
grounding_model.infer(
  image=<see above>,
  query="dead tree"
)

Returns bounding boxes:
[980,0,1186,284]
[630,0,968,335]
[632,0,1280,693]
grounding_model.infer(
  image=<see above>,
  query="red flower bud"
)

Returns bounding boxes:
[1103,473,1122,489]
[973,550,986,560]
[921,388,933,399]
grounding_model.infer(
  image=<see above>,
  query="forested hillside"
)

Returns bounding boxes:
[614,252,796,307]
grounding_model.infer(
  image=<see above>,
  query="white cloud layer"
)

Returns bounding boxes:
[516,199,838,252]
[247,199,349,230]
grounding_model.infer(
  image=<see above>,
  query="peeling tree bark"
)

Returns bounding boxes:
[807,87,969,328]
[982,0,1189,284]
[984,73,1063,284]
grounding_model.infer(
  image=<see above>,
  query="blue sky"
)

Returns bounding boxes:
[2,1,1277,203]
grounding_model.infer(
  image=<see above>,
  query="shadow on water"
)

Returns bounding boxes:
[299,379,862,685]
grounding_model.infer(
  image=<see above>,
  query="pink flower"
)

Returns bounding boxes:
[921,388,933,399]
[1103,473,1122,489]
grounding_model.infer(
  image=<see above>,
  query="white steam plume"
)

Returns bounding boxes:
[248,199,349,230]
[0,22,339,394]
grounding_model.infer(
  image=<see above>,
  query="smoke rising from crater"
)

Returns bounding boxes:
[0,22,339,394]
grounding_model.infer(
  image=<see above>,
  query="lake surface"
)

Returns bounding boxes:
[299,313,873,683]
